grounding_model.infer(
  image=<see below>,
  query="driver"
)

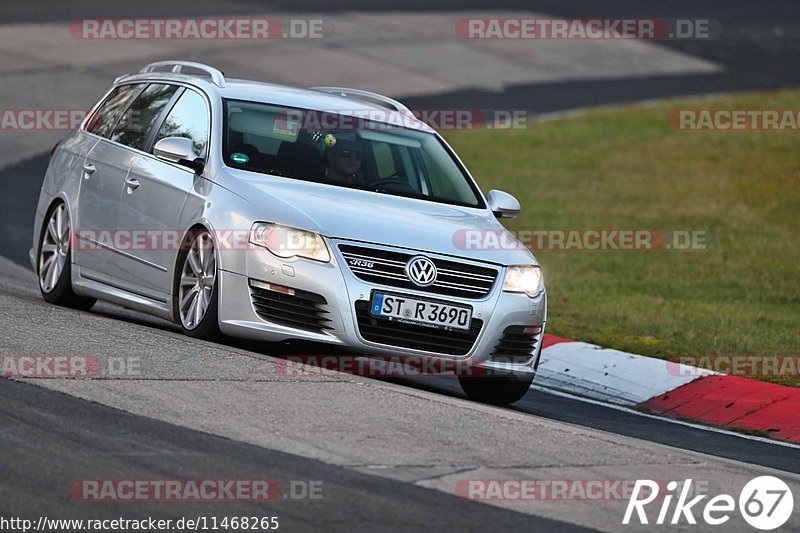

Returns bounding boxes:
[323,133,364,184]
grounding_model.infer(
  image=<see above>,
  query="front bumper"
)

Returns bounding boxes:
[217,239,547,375]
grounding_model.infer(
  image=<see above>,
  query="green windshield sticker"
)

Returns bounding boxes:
[231,152,250,164]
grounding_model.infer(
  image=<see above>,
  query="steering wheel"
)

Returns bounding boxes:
[370,178,407,193]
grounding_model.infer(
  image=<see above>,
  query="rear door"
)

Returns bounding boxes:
[113,87,211,298]
[74,83,144,279]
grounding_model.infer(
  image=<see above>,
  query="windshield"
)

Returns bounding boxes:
[222,99,484,208]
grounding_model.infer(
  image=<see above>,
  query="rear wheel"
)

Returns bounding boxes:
[175,229,221,340]
[37,201,96,310]
[458,373,534,405]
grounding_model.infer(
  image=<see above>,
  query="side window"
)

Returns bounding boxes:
[372,142,396,179]
[110,84,179,151]
[153,90,210,158]
[85,84,143,138]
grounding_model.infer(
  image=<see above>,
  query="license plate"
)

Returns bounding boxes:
[370,292,472,331]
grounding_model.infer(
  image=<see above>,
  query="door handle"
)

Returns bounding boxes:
[83,163,96,177]
[125,177,141,192]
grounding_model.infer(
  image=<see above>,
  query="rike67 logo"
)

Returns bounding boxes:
[624,476,794,530]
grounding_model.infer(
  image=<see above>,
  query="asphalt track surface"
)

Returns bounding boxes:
[0,378,587,532]
[2,2,800,531]
[3,0,799,112]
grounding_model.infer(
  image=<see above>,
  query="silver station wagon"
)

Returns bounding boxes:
[31,61,547,404]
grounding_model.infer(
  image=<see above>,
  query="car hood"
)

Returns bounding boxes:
[219,169,537,266]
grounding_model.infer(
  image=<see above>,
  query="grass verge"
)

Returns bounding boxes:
[444,90,800,387]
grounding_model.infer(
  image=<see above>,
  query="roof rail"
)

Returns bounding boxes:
[139,61,226,88]
[311,87,411,114]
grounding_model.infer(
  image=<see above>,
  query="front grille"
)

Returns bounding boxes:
[354,300,482,355]
[249,280,332,333]
[339,244,498,299]
[490,325,541,364]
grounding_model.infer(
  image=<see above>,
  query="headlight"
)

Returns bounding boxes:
[249,223,330,262]
[503,265,544,297]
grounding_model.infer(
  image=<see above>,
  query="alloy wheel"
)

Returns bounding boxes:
[178,232,216,329]
[39,203,70,293]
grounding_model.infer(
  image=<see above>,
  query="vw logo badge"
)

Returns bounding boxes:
[406,256,437,287]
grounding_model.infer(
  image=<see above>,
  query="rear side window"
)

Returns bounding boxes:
[110,83,179,151]
[153,89,210,158]
[84,84,143,138]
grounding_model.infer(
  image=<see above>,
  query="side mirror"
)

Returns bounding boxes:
[487,189,521,218]
[153,137,204,173]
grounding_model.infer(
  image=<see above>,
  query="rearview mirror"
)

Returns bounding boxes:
[487,189,521,218]
[153,137,204,173]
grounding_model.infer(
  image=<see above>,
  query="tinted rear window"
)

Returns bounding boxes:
[110,83,179,151]
[85,84,143,138]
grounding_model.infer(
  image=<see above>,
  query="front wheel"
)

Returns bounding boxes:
[37,201,96,310]
[174,229,221,340]
[458,373,534,405]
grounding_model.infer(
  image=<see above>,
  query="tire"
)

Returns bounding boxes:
[37,201,96,311]
[173,228,222,340]
[458,373,535,405]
